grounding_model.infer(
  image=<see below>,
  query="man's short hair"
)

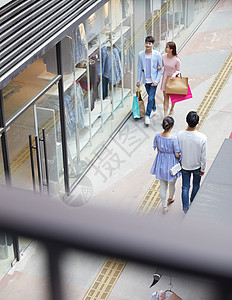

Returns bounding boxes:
[186,111,199,128]
[145,36,155,44]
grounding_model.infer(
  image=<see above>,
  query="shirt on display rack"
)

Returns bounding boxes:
[99,44,122,85]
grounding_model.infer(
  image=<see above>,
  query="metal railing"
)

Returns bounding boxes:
[0,181,232,299]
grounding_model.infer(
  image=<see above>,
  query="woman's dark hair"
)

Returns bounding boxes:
[167,41,177,56]
[186,111,199,128]
[162,116,174,131]
[145,36,155,44]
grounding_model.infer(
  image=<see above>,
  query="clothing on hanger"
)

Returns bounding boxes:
[99,44,122,99]
[70,81,85,130]
[64,94,76,138]
[99,44,122,85]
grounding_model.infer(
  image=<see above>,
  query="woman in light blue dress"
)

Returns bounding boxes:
[150,116,181,213]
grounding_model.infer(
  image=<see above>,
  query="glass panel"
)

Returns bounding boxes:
[19,237,32,254]
[160,5,169,51]
[2,47,57,122]
[60,25,90,186]
[99,22,112,125]
[7,106,37,191]
[110,0,133,117]
[36,85,64,196]
[0,232,15,281]
[64,1,135,194]
[173,0,219,49]
[6,82,64,196]
[122,14,134,93]
[133,0,146,79]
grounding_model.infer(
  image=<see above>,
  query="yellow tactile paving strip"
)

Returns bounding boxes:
[136,178,161,215]
[83,258,126,300]
[83,180,161,300]
[83,49,232,300]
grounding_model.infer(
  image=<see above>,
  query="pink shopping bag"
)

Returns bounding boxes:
[170,84,192,104]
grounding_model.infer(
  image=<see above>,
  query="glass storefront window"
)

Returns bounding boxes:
[6,84,64,196]
[1,0,219,198]
[7,106,37,192]
[2,49,57,122]
[62,1,135,192]
[36,86,65,196]
[144,0,219,53]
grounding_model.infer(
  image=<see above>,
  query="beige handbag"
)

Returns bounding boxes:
[166,76,188,95]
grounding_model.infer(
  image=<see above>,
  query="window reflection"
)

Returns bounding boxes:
[2,51,57,122]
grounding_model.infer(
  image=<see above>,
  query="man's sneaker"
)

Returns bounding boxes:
[150,109,156,118]
[144,116,150,125]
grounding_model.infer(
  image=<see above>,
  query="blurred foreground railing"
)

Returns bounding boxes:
[0,139,232,300]
[0,187,232,299]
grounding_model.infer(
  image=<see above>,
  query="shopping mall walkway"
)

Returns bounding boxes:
[0,0,232,299]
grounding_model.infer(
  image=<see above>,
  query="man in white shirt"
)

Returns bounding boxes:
[136,36,162,125]
[177,111,207,213]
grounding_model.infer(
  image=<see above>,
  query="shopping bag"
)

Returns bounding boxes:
[170,84,192,104]
[138,101,146,117]
[132,95,140,118]
[166,76,188,95]
[137,88,146,118]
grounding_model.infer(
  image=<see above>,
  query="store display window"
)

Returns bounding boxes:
[0,0,219,197]
[60,1,135,191]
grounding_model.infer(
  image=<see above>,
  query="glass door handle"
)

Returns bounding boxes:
[35,135,42,194]
[40,128,50,196]
[29,135,36,192]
